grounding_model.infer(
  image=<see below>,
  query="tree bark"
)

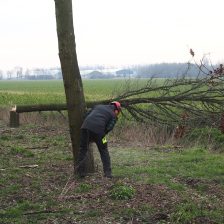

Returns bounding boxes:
[9,111,20,127]
[54,0,94,173]
[15,100,108,113]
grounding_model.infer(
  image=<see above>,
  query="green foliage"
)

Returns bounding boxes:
[84,209,102,217]
[113,147,224,187]
[0,121,223,223]
[109,183,135,200]
[14,135,25,140]
[10,146,34,157]
[185,127,224,152]
[0,79,155,106]
[0,80,116,106]
[187,127,224,143]
[0,135,10,141]
[170,200,224,224]
[0,184,21,197]
[75,183,92,193]
[0,201,43,218]
[170,201,202,223]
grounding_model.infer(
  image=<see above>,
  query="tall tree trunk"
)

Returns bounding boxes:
[54,0,94,174]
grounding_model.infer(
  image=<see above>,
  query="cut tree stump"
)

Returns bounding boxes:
[9,110,19,128]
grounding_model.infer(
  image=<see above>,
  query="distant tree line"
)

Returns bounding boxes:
[134,63,210,78]
[0,67,62,80]
[0,62,214,80]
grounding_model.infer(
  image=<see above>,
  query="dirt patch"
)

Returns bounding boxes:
[56,176,182,223]
[192,216,218,224]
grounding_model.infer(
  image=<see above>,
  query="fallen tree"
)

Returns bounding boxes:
[11,74,224,128]
[117,76,224,127]
[10,58,224,133]
[116,57,224,130]
[13,101,107,113]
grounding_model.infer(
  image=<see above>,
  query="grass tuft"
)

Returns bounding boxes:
[10,146,35,157]
[109,183,135,200]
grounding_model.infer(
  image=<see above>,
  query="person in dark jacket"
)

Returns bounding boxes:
[77,101,121,178]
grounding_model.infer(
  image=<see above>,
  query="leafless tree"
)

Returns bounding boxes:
[0,70,3,80]
[6,70,12,80]
[53,0,224,176]
[54,0,94,174]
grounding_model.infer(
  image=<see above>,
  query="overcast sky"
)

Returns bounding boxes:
[0,0,223,70]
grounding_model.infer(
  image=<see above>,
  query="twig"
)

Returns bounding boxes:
[23,209,65,215]
[58,174,76,200]
[19,165,39,168]
[25,146,49,150]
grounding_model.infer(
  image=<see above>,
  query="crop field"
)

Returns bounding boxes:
[0,79,168,107]
[0,79,151,106]
[0,79,224,223]
[0,80,111,106]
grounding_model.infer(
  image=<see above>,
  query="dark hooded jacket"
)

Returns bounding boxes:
[81,105,117,136]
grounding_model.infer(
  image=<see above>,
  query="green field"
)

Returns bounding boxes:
[0,80,111,106]
[0,80,144,106]
[0,79,165,106]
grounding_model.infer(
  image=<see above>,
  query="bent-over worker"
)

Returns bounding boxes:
[77,101,121,178]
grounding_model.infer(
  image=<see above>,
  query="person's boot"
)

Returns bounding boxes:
[78,172,86,178]
[104,173,113,178]
[77,163,86,178]
[104,170,113,178]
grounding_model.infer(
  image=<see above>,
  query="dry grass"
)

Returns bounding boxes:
[112,122,177,147]
[0,108,10,123]
[0,108,178,147]
[0,109,68,128]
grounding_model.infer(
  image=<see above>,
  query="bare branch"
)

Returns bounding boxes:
[111,62,224,128]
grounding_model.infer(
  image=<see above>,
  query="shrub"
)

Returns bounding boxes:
[75,183,92,193]
[10,146,34,157]
[187,127,224,143]
[109,183,135,200]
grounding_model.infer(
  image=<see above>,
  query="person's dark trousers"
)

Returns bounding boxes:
[77,129,111,177]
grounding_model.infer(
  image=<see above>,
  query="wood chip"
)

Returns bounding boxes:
[19,165,39,168]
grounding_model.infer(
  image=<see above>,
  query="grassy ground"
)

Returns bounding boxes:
[0,79,149,106]
[0,120,223,224]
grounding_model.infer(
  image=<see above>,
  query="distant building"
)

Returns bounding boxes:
[85,71,114,79]
[116,69,134,77]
